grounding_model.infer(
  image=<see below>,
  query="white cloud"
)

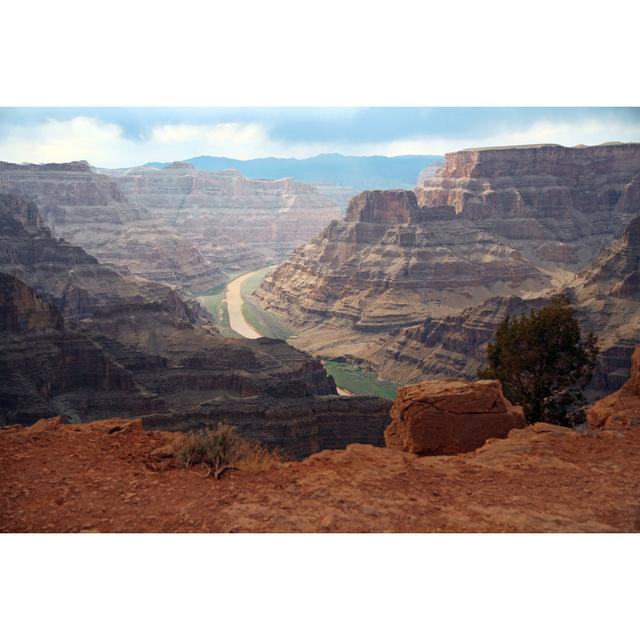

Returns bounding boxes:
[0,117,283,166]
[344,118,640,156]
[0,115,638,168]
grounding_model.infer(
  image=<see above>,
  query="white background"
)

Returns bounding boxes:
[1,1,639,638]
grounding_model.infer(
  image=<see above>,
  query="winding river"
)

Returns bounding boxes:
[223,269,352,396]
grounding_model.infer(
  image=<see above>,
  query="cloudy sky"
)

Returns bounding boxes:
[1,107,639,168]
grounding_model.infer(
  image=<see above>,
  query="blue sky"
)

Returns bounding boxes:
[0,107,638,167]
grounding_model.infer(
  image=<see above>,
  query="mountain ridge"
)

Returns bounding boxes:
[143,153,444,190]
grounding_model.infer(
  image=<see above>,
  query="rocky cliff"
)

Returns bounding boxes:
[0,161,225,292]
[364,214,640,393]
[254,143,640,395]
[0,194,390,450]
[588,346,640,430]
[0,272,160,423]
[109,163,343,269]
[256,188,549,333]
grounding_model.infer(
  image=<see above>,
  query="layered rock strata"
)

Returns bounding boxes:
[109,163,343,268]
[0,272,161,423]
[384,379,525,455]
[0,161,225,292]
[371,214,640,393]
[0,194,390,453]
[141,393,390,459]
[255,143,640,395]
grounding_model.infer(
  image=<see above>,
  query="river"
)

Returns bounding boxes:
[223,268,352,396]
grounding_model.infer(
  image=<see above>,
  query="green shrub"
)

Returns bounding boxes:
[478,296,599,427]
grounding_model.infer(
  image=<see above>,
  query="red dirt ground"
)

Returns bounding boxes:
[2,417,639,533]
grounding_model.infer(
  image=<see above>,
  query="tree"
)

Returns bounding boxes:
[477,296,599,427]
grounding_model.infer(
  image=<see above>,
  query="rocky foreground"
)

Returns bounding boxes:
[3,349,639,533]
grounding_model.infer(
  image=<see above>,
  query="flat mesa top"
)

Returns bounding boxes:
[460,141,634,152]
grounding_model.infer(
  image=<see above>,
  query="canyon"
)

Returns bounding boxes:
[0,194,390,455]
[0,160,348,293]
[254,143,640,394]
[0,161,226,292]
[2,141,640,533]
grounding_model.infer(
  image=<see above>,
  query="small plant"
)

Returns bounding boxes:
[177,422,282,478]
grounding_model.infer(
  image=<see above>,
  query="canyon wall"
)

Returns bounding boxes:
[0,161,225,292]
[0,194,390,452]
[254,143,640,394]
[109,163,343,269]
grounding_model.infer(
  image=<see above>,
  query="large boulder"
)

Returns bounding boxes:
[587,346,640,430]
[384,379,526,455]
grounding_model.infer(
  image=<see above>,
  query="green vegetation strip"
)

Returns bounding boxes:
[198,282,243,339]
[239,267,276,298]
[323,360,398,400]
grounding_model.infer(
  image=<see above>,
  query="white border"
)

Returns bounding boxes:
[2,1,639,106]
[1,1,638,637]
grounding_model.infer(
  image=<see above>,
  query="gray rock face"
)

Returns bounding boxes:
[109,164,343,269]
[0,161,225,293]
[0,271,161,424]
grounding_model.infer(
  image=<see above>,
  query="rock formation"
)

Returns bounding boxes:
[256,188,549,333]
[0,272,160,424]
[109,163,343,269]
[370,213,640,393]
[254,143,640,395]
[0,161,224,292]
[587,346,640,430]
[141,393,390,459]
[384,379,525,455]
[0,194,391,453]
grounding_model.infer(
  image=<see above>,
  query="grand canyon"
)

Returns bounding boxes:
[1,109,639,533]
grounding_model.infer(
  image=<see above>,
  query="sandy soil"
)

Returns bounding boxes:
[225,271,262,339]
[2,418,639,533]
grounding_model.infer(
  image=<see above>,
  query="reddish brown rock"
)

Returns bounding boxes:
[384,379,526,455]
[345,190,417,224]
[30,416,68,431]
[588,346,640,429]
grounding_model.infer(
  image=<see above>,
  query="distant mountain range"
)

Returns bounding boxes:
[143,153,443,190]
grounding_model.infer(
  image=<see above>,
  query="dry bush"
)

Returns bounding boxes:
[177,422,282,478]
